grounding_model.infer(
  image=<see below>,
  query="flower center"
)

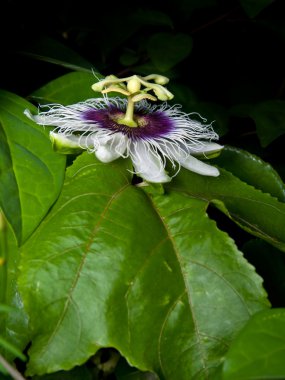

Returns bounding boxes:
[91,74,174,127]
[81,107,174,140]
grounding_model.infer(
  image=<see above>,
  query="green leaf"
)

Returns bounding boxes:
[0,212,30,361]
[212,146,285,202]
[168,167,285,252]
[239,0,274,18]
[0,336,26,362]
[30,72,103,105]
[0,90,66,244]
[147,33,193,72]
[120,50,140,67]
[250,100,285,147]
[18,35,96,73]
[222,308,285,379]
[168,83,198,109]
[19,153,268,378]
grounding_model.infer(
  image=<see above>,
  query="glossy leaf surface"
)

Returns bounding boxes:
[0,212,29,361]
[19,35,96,73]
[0,90,66,244]
[222,308,285,379]
[19,153,268,378]
[30,72,103,105]
[212,146,285,202]
[168,167,285,251]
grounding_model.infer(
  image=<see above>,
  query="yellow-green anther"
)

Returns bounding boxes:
[92,75,125,92]
[138,78,173,100]
[132,93,157,102]
[152,85,174,101]
[127,76,141,93]
[102,86,131,96]
[105,74,119,81]
[91,81,106,92]
[144,74,169,85]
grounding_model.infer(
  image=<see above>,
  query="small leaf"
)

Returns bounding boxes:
[147,33,193,72]
[18,35,96,73]
[120,50,140,67]
[239,0,274,18]
[250,100,285,146]
[212,146,285,202]
[30,72,103,105]
[222,308,285,379]
[0,90,66,244]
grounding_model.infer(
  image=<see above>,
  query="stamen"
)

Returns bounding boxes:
[91,74,174,127]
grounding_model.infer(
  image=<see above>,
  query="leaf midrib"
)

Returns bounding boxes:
[146,194,209,379]
[40,182,131,355]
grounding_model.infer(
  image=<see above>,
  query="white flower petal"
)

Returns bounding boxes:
[95,133,128,163]
[179,155,220,176]
[24,109,65,127]
[49,131,96,154]
[131,142,171,183]
[188,142,224,155]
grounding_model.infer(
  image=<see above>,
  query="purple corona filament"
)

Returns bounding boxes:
[81,106,174,141]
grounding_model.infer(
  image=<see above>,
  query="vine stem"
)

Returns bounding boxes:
[0,354,26,380]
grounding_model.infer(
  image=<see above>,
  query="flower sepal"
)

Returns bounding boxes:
[199,150,223,160]
[49,132,84,155]
[193,143,224,160]
[136,181,165,195]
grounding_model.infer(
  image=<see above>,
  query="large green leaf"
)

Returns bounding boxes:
[0,90,66,244]
[19,153,268,378]
[222,308,285,379]
[0,211,29,362]
[168,167,285,252]
[30,72,103,105]
[212,146,285,202]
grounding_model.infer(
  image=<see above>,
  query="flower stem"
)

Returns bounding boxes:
[0,354,27,380]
